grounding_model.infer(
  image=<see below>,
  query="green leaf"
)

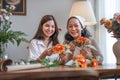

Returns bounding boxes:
[0,5,29,49]
[40,59,60,68]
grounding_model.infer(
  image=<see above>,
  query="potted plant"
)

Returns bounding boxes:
[0,5,28,60]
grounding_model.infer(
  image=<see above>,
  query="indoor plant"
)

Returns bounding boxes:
[0,5,28,59]
[100,12,120,65]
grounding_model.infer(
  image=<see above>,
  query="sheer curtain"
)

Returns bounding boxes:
[105,0,117,64]
[95,0,107,64]
[95,0,120,64]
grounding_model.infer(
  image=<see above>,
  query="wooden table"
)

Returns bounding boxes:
[97,64,120,79]
[0,64,120,80]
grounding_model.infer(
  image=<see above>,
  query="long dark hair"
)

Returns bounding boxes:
[32,15,59,45]
[64,16,92,43]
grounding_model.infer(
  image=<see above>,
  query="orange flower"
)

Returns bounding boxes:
[75,54,99,68]
[76,54,87,68]
[81,63,87,68]
[100,18,106,25]
[76,37,90,46]
[104,20,112,29]
[91,59,98,67]
[52,44,65,54]
[100,18,112,29]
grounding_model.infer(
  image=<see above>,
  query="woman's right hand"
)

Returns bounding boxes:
[80,47,92,59]
[60,53,73,65]
[44,48,53,56]
[69,42,76,52]
[37,48,53,62]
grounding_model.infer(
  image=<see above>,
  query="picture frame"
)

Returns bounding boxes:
[1,0,26,15]
[0,0,2,8]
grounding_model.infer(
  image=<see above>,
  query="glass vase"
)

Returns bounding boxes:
[0,44,8,60]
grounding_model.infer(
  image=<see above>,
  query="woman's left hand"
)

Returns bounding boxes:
[80,47,92,59]
[69,42,76,52]
[59,53,73,65]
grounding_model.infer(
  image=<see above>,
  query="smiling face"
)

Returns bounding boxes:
[42,20,55,38]
[67,18,83,39]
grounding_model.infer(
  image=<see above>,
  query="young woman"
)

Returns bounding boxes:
[64,16,103,65]
[28,15,59,62]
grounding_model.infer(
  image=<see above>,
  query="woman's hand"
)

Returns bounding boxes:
[44,48,53,56]
[37,48,53,62]
[60,53,73,65]
[69,42,76,53]
[80,47,92,59]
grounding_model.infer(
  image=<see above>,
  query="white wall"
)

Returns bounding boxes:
[6,0,95,62]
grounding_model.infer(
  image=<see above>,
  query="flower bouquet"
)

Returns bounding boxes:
[73,37,96,50]
[73,37,91,47]
[41,44,66,67]
[100,13,120,38]
[64,37,98,67]
[52,44,66,54]
[75,54,98,68]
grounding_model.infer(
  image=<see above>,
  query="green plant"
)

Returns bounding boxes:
[0,5,28,56]
[41,59,60,68]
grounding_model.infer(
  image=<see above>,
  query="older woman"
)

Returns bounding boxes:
[64,16,103,65]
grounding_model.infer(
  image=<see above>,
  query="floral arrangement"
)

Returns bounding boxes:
[73,37,91,47]
[41,43,99,68]
[41,44,66,68]
[52,44,66,54]
[0,5,28,59]
[100,12,120,38]
[75,54,98,68]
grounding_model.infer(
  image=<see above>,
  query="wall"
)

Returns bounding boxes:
[6,0,95,62]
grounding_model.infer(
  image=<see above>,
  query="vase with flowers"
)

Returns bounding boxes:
[100,12,120,65]
[0,5,28,60]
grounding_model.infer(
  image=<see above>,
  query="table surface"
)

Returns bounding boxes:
[0,64,120,80]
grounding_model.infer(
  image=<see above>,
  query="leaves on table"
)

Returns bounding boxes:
[40,59,60,68]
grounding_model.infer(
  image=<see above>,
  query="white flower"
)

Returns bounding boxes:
[113,12,120,20]
[10,5,16,10]
[0,9,7,13]
[4,16,10,20]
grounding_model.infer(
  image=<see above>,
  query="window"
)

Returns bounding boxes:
[105,0,119,64]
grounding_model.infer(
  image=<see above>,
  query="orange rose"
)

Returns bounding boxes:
[52,44,65,54]
[104,20,112,29]
[76,54,87,68]
[81,62,87,68]
[91,59,98,67]
[100,18,106,25]
[76,37,89,45]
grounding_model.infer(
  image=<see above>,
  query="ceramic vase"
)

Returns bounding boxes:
[113,38,120,65]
